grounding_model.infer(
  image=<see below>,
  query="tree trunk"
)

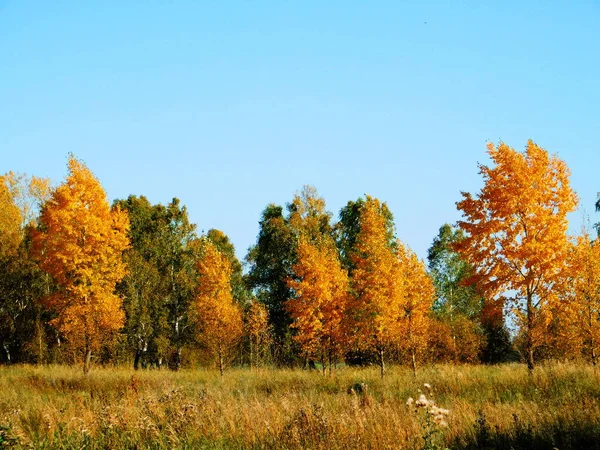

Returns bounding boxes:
[525,293,535,371]
[379,348,385,379]
[411,347,417,376]
[134,349,141,371]
[175,346,182,371]
[591,337,597,367]
[3,342,11,364]
[218,348,224,377]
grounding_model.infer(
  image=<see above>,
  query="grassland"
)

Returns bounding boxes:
[0,363,599,449]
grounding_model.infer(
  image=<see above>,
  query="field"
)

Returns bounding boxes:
[0,363,599,449]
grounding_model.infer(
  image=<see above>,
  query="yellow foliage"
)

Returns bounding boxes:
[568,232,600,363]
[194,239,243,375]
[33,156,129,371]
[455,141,577,368]
[287,236,348,371]
[245,299,271,367]
[395,242,435,370]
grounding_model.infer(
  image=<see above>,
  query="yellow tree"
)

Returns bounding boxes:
[395,242,435,373]
[0,174,24,258]
[570,231,600,365]
[33,156,129,374]
[194,239,243,376]
[287,236,348,374]
[455,141,578,370]
[347,196,401,378]
[245,299,271,368]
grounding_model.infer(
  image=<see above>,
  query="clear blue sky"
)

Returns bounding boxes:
[1,1,599,262]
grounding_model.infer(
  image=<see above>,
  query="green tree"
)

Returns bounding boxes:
[246,204,296,365]
[114,196,199,370]
[427,224,495,363]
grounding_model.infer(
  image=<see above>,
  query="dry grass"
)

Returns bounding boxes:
[1,363,599,449]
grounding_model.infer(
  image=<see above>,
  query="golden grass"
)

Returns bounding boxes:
[1,363,599,449]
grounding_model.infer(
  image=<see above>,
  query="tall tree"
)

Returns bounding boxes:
[114,195,198,370]
[246,204,296,365]
[193,239,243,376]
[396,242,435,373]
[346,196,401,378]
[287,236,348,374]
[33,156,129,374]
[455,140,578,370]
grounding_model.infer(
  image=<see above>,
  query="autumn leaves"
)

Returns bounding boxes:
[32,158,129,374]
[3,139,599,375]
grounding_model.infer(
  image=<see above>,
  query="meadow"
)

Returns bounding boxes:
[1,363,599,449]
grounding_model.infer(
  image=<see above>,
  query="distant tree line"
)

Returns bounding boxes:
[1,141,599,374]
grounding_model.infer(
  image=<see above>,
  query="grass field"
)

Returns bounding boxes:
[1,363,599,449]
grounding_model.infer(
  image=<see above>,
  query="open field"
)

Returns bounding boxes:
[1,363,599,449]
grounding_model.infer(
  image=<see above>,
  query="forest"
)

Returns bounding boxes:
[1,140,598,376]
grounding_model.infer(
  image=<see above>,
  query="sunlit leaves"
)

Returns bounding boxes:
[286,236,348,372]
[455,140,578,368]
[193,239,243,375]
[33,156,129,372]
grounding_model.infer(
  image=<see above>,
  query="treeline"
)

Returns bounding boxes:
[1,141,599,374]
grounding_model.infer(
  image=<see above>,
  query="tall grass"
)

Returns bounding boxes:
[1,363,599,449]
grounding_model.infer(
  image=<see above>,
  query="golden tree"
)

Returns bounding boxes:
[395,242,435,373]
[287,236,348,374]
[455,140,578,370]
[33,156,129,374]
[245,299,271,368]
[570,231,600,364]
[194,239,243,375]
[347,196,401,378]
[0,175,22,258]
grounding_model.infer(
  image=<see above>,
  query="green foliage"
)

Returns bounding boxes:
[245,204,296,364]
[427,224,481,319]
[427,224,513,364]
[114,196,199,370]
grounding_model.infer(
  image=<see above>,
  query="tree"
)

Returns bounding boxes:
[244,299,271,368]
[114,195,199,370]
[0,174,23,258]
[346,196,401,378]
[0,173,51,364]
[206,229,249,304]
[336,197,396,274]
[33,156,129,374]
[193,239,243,376]
[286,236,348,374]
[455,141,578,370]
[395,242,435,373]
[427,224,508,363]
[570,231,600,364]
[246,204,296,365]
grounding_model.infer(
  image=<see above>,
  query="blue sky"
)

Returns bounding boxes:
[1,1,599,262]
